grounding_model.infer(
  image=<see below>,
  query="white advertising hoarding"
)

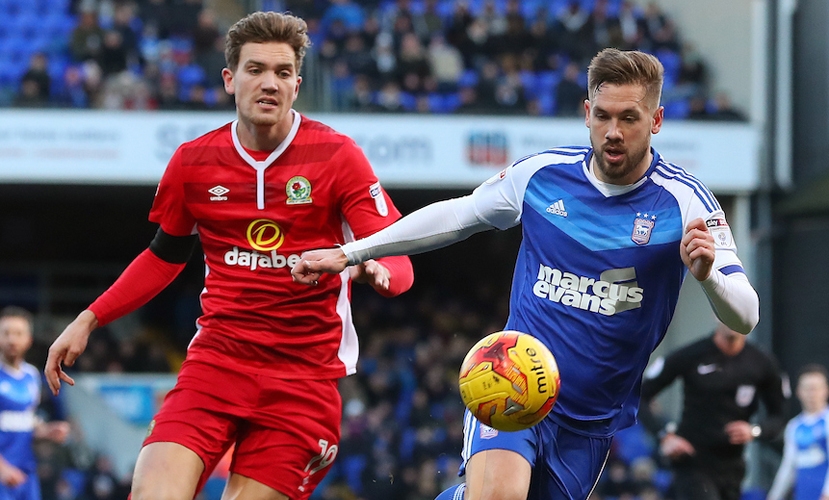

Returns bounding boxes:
[0,110,760,192]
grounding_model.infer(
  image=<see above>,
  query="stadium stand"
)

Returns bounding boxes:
[3,1,753,498]
[0,0,745,120]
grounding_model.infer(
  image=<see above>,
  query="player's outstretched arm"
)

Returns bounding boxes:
[45,231,193,394]
[293,196,492,286]
[681,217,760,334]
[45,309,98,395]
[292,248,350,285]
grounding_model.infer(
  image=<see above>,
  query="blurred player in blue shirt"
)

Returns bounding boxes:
[293,49,760,500]
[768,364,829,500]
[0,307,69,500]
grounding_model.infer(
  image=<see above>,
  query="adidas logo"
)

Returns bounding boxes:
[546,200,568,217]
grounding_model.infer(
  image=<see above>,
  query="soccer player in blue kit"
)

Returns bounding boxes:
[292,48,760,500]
[768,364,829,500]
[0,306,69,500]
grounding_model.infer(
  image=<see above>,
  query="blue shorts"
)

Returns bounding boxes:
[460,410,612,500]
[0,475,40,500]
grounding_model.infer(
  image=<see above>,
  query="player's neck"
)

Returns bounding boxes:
[236,111,295,152]
[1,354,23,371]
[589,151,653,186]
[804,404,828,417]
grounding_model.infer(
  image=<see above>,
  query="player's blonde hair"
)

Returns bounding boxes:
[225,11,311,73]
[587,48,664,110]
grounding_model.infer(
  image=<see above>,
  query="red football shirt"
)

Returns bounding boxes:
[149,112,403,379]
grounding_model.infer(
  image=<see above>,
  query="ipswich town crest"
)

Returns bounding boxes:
[632,213,656,245]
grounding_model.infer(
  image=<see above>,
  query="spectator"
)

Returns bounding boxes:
[20,53,51,101]
[678,43,708,94]
[111,3,141,65]
[427,34,464,92]
[412,0,444,42]
[493,54,528,114]
[139,0,171,39]
[586,0,623,56]
[70,10,106,63]
[553,0,592,63]
[341,34,377,79]
[374,81,407,112]
[167,0,202,37]
[14,80,48,108]
[57,65,90,107]
[688,94,711,120]
[396,32,431,93]
[598,458,637,498]
[348,74,376,112]
[84,455,122,500]
[709,92,747,121]
[196,35,228,89]
[372,32,397,83]
[192,9,221,58]
[474,59,500,111]
[618,0,646,49]
[98,31,129,77]
[556,61,588,117]
[478,0,508,38]
[492,11,534,60]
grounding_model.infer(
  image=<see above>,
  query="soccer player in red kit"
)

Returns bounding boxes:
[43,11,413,500]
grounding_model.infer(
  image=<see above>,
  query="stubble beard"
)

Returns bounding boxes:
[592,139,650,183]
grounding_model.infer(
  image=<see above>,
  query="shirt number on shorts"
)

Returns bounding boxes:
[299,439,339,492]
[304,439,338,475]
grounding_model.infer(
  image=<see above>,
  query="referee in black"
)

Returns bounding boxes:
[639,322,788,500]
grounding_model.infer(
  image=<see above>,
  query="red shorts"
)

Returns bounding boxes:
[144,359,342,499]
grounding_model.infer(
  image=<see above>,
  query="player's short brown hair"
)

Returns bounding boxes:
[225,11,311,73]
[587,48,664,110]
[798,363,829,383]
[0,306,33,331]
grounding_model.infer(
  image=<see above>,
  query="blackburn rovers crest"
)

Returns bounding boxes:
[632,213,656,245]
[286,176,312,205]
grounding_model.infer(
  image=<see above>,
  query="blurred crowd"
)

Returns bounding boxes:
[0,0,745,119]
[23,279,678,500]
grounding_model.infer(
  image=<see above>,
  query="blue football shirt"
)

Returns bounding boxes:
[469,146,746,435]
[0,361,41,474]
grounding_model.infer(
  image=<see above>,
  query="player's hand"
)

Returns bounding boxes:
[660,433,695,459]
[45,310,98,396]
[349,259,391,293]
[724,420,754,444]
[37,421,71,444]
[0,461,26,487]
[680,218,715,282]
[291,248,350,285]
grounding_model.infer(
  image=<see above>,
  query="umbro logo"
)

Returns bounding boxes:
[209,185,229,201]
[545,199,567,217]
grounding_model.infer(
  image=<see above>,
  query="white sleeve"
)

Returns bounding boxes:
[697,209,759,334]
[699,265,759,335]
[341,195,493,265]
[767,420,798,500]
[341,155,547,265]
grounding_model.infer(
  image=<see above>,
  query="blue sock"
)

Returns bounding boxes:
[435,483,465,500]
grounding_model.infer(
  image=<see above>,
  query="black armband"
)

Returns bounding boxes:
[149,228,198,264]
